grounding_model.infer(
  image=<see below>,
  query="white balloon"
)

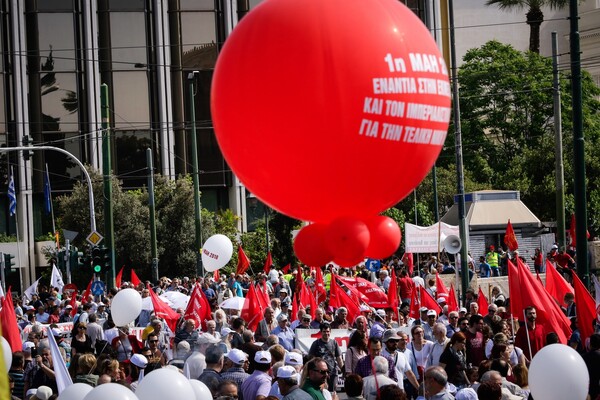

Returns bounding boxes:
[1,336,12,372]
[57,383,93,400]
[529,344,588,400]
[189,379,213,400]
[82,383,138,400]
[201,234,233,272]
[111,288,143,326]
[135,368,195,400]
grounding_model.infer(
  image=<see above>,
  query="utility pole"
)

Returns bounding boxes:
[101,83,116,288]
[569,0,589,286]
[188,72,203,276]
[552,32,566,250]
[147,148,159,282]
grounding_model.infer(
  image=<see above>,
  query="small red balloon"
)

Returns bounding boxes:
[293,223,333,267]
[365,215,401,259]
[326,217,370,267]
[212,0,450,223]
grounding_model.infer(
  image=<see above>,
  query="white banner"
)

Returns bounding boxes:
[294,329,351,355]
[404,222,460,253]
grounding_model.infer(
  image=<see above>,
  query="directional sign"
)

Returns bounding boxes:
[91,280,105,296]
[86,231,103,246]
[365,258,381,272]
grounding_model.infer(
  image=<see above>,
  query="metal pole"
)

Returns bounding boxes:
[101,83,116,288]
[147,148,159,282]
[433,165,439,222]
[265,207,270,254]
[66,239,71,284]
[569,0,589,286]
[449,0,469,304]
[188,72,203,276]
[552,32,566,250]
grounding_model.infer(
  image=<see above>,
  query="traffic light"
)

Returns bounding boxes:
[56,249,67,270]
[70,248,84,268]
[102,246,111,272]
[4,253,15,273]
[22,135,34,160]
[92,246,102,274]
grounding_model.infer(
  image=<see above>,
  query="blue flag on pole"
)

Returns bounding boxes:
[44,169,52,215]
[8,174,16,216]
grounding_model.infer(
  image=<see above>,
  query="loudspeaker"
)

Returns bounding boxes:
[443,235,462,254]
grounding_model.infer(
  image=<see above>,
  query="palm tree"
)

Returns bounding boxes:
[485,0,568,53]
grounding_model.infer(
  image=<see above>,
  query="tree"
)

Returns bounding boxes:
[485,0,568,53]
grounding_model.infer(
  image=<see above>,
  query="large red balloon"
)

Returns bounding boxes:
[212,0,450,223]
[293,223,333,267]
[325,217,370,267]
[365,215,402,259]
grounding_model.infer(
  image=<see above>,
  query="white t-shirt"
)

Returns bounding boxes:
[383,349,411,389]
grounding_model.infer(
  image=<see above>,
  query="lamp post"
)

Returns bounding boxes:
[188,71,203,276]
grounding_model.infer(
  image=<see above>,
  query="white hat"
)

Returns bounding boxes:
[98,302,106,307]
[221,327,233,336]
[277,313,289,322]
[427,309,437,317]
[437,297,447,304]
[459,307,468,313]
[277,365,297,379]
[25,305,35,311]
[226,349,247,365]
[552,244,559,250]
[375,309,386,317]
[285,352,303,366]
[280,288,288,293]
[51,328,63,337]
[22,341,35,352]
[197,332,220,345]
[359,304,370,312]
[130,354,148,369]
[419,306,428,313]
[254,350,272,364]
[31,386,53,400]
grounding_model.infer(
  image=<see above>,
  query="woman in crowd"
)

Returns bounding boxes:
[70,322,94,356]
[438,331,469,388]
[408,325,434,382]
[345,330,368,375]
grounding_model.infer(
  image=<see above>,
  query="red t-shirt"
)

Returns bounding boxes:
[555,253,573,269]
[464,329,486,367]
[398,276,414,299]
[515,323,546,360]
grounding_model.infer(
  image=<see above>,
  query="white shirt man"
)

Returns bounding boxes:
[381,329,419,390]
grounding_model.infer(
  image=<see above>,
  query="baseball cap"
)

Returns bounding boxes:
[375,309,386,318]
[197,332,220,345]
[285,352,303,366]
[437,297,447,304]
[25,305,35,311]
[51,328,63,337]
[552,244,559,250]
[427,310,437,317]
[221,327,233,336]
[31,386,53,400]
[419,307,428,313]
[65,304,73,309]
[359,304,370,312]
[277,313,288,322]
[459,307,468,314]
[22,341,35,352]
[382,329,401,343]
[254,350,272,364]
[280,288,288,293]
[225,349,247,365]
[130,354,148,369]
[277,365,297,379]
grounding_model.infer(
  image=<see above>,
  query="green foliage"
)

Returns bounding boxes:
[0,233,17,243]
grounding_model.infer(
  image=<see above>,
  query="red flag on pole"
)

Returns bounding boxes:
[300,283,317,319]
[418,286,442,314]
[236,245,251,276]
[402,253,414,276]
[213,270,220,282]
[282,264,291,274]
[69,289,78,317]
[545,260,574,306]
[184,283,212,331]
[131,269,141,286]
[447,283,459,312]
[314,266,327,304]
[257,281,270,310]
[507,260,523,318]
[504,219,519,251]
[263,252,273,274]
[569,214,590,247]
[409,289,420,320]
[81,277,93,305]
[147,283,180,333]
[572,272,596,344]
[115,266,124,288]
[290,292,299,323]
[477,287,489,314]
[435,273,449,297]
[387,269,399,311]
[330,275,361,324]
[0,289,23,352]
[241,284,264,331]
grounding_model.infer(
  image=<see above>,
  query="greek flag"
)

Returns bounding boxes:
[8,174,16,216]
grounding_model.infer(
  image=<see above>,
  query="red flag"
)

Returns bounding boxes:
[81,277,93,305]
[402,253,414,276]
[300,282,317,319]
[387,269,399,310]
[514,259,571,343]
[290,293,299,323]
[435,273,449,297]
[314,267,327,304]
[147,283,180,333]
[115,266,124,288]
[572,272,596,344]
[236,245,251,276]
[257,281,270,310]
[409,289,420,319]
[213,270,220,282]
[0,289,23,352]
[503,219,519,251]
[507,260,523,318]
[569,214,590,247]
[131,269,141,286]
[447,283,459,312]
[418,286,442,314]
[241,284,264,331]
[329,275,361,324]
[545,260,574,306]
[263,252,273,274]
[69,289,78,317]
[477,287,489,314]
[282,264,291,274]
[338,276,388,308]
[184,283,212,331]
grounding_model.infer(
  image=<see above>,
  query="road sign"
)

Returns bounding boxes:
[365,258,381,272]
[86,231,104,246]
[91,280,105,296]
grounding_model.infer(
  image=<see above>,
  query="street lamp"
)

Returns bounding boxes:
[188,71,203,276]
[247,192,270,253]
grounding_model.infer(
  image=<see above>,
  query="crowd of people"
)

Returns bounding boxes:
[5,257,600,400]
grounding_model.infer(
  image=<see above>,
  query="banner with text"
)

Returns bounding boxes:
[404,222,460,253]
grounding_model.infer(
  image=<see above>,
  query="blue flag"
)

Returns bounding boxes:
[8,174,16,216]
[44,169,52,215]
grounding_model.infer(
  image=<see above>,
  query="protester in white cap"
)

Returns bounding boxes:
[369,309,389,340]
[272,313,295,352]
[183,332,220,379]
[29,385,53,400]
[128,353,148,392]
[241,351,273,400]
[277,365,313,400]
[221,348,250,391]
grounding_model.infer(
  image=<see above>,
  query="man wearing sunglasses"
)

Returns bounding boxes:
[302,357,339,400]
